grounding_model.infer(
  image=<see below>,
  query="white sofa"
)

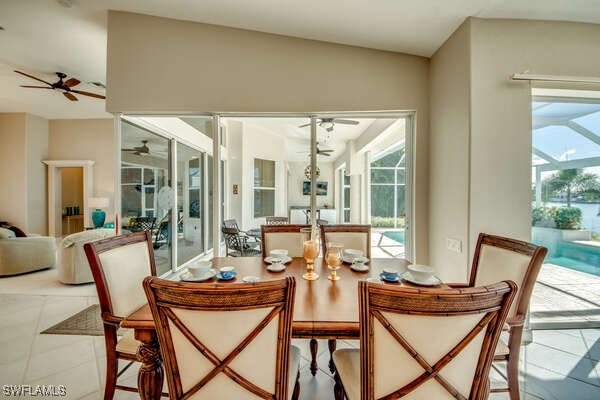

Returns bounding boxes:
[59,228,117,284]
[0,227,57,276]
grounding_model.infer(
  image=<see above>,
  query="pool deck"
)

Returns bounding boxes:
[371,228,600,329]
[531,263,600,329]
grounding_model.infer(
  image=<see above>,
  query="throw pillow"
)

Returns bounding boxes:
[0,227,16,239]
[8,226,27,237]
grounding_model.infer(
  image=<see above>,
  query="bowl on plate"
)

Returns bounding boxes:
[407,264,435,281]
[343,248,363,261]
[270,249,289,258]
[187,261,212,278]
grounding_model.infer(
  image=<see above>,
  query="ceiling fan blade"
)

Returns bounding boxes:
[334,119,359,125]
[20,85,53,89]
[63,92,78,101]
[71,89,105,99]
[64,78,81,88]
[14,70,52,86]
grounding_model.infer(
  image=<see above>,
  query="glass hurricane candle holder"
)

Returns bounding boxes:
[326,242,343,281]
[301,227,320,280]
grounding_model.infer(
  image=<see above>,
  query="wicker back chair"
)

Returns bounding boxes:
[469,233,547,400]
[128,216,156,232]
[260,224,311,258]
[143,276,300,400]
[83,231,158,399]
[320,224,371,260]
[333,280,516,400]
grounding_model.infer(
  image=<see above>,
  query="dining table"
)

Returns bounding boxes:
[122,256,427,400]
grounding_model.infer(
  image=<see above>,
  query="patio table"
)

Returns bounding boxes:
[122,256,432,400]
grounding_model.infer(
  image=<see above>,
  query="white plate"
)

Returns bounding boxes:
[365,277,383,284]
[180,268,217,282]
[242,276,260,283]
[265,256,292,264]
[401,271,442,286]
[350,263,369,272]
[342,256,369,264]
[267,263,286,272]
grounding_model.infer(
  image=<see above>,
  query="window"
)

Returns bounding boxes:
[254,158,275,217]
[341,168,351,222]
[370,146,406,228]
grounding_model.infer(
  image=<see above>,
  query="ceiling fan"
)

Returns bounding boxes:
[298,118,359,132]
[14,70,106,101]
[122,140,151,156]
[297,142,334,157]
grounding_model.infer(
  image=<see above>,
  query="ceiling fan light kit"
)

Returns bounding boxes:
[14,70,106,101]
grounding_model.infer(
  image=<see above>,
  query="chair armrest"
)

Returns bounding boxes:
[446,283,470,288]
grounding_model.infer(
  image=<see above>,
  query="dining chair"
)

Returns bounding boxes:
[266,216,289,225]
[83,231,161,400]
[467,233,547,400]
[143,276,301,400]
[320,224,371,260]
[261,224,311,258]
[332,280,517,400]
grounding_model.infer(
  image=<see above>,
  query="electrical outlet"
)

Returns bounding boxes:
[446,238,462,253]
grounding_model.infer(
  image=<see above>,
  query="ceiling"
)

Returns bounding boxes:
[1,0,599,119]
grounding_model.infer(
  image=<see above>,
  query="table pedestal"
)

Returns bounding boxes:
[135,329,164,400]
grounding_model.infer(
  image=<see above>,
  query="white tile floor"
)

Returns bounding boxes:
[0,269,598,399]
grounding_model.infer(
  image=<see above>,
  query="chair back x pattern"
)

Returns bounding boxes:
[360,281,516,400]
[144,277,296,400]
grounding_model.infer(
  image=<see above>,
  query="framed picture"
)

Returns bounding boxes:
[303,181,328,196]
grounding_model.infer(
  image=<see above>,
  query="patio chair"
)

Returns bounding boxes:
[143,276,300,400]
[222,226,261,257]
[332,280,516,400]
[266,216,289,225]
[83,231,162,400]
[467,233,547,400]
[127,216,156,232]
[260,224,311,258]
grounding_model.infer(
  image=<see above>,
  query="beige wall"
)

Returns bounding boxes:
[0,113,27,229]
[428,20,472,282]
[26,114,49,234]
[106,11,430,261]
[429,18,600,281]
[48,119,116,221]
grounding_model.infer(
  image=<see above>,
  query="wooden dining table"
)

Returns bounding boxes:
[122,256,415,400]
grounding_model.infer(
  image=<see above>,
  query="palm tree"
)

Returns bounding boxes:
[542,168,600,206]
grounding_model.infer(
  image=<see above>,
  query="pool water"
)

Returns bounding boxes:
[383,230,405,244]
[545,256,600,276]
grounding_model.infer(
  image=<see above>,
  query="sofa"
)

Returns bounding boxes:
[59,228,117,284]
[0,227,57,276]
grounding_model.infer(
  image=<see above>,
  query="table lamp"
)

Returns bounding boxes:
[88,197,109,228]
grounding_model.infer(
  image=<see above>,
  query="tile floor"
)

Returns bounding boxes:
[1,264,599,399]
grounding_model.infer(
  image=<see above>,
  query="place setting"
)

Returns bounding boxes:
[341,248,370,265]
[401,264,442,286]
[179,261,217,282]
[265,249,290,272]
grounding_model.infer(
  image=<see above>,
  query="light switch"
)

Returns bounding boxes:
[446,238,462,253]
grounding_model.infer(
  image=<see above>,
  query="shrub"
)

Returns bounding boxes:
[532,206,555,227]
[553,206,582,230]
[371,216,405,228]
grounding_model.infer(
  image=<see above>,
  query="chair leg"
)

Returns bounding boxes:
[507,357,520,400]
[104,350,118,400]
[291,369,300,400]
[328,339,337,373]
[333,369,345,400]
[310,338,318,376]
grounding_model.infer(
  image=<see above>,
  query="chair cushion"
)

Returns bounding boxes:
[116,331,140,355]
[288,344,301,399]
[332,348,360,400]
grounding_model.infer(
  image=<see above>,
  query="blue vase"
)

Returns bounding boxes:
[92,209,106,228]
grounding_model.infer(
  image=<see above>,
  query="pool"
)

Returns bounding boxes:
[545,256,600,276]
[382,230,405,244]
